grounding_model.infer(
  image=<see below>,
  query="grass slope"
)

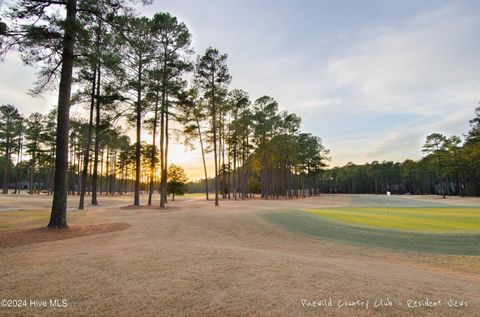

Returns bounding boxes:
[264,211,480,255]
[305,207,480,232]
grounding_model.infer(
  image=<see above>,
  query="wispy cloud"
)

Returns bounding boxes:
[0,54,57,114]
[326,5,480,116]
[313,4,480,166]
[300,98,342,110]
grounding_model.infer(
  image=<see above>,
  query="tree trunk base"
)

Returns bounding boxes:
[47,224,69,229]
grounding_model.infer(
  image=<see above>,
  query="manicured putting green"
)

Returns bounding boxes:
[305,207,480,232]
[263,208,480,255]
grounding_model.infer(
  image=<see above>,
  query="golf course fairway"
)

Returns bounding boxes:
[304,207,480,232]
[264,206,480,255]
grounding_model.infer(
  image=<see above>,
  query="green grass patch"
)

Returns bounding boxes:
[305,207,480,232]
[263,210,480,255]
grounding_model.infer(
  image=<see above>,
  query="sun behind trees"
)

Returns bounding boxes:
[0,0,331,227]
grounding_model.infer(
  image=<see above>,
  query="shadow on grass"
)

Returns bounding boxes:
[263,211,480,256]
[0,223,132,248]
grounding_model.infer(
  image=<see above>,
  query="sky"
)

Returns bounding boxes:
[1,0,479,180]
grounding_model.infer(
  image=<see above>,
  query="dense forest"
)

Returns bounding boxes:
[0,1,479,228]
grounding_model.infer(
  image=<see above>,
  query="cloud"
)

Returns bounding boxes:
[364,109,473,159]
[326,5,480,116]
[313,5,480,166]
[300,97,342,110]
[0,54,57,115]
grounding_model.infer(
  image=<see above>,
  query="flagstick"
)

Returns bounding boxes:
[386,191,391,213]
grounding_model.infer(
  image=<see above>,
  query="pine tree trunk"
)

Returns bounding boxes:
[3,137,10,194]
[163,95,169,204]
[160,53,167,208]
[105,147,110,196]
[241,135,246,199]
[100,149,104,194]
[14,128,22,194]
[134,59,142,206]
[79,67,96,209]
[91,66,101,205]
[148,77,160,206]
[48,0,77,228]
[221,116,226,198]
[233,140,237,200]
[246,136,250,198]
[30,146,36,194]
[212,79,219,206]
[196,117,209,200]
[112,150,116,196]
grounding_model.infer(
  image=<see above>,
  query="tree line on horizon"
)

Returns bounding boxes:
[316,107,480,197]
[0,0,329,227]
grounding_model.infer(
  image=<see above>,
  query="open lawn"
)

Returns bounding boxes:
[305,207,480,232]
[264,210,480,255]
[0,194,479,316]
[265,196,480,255]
